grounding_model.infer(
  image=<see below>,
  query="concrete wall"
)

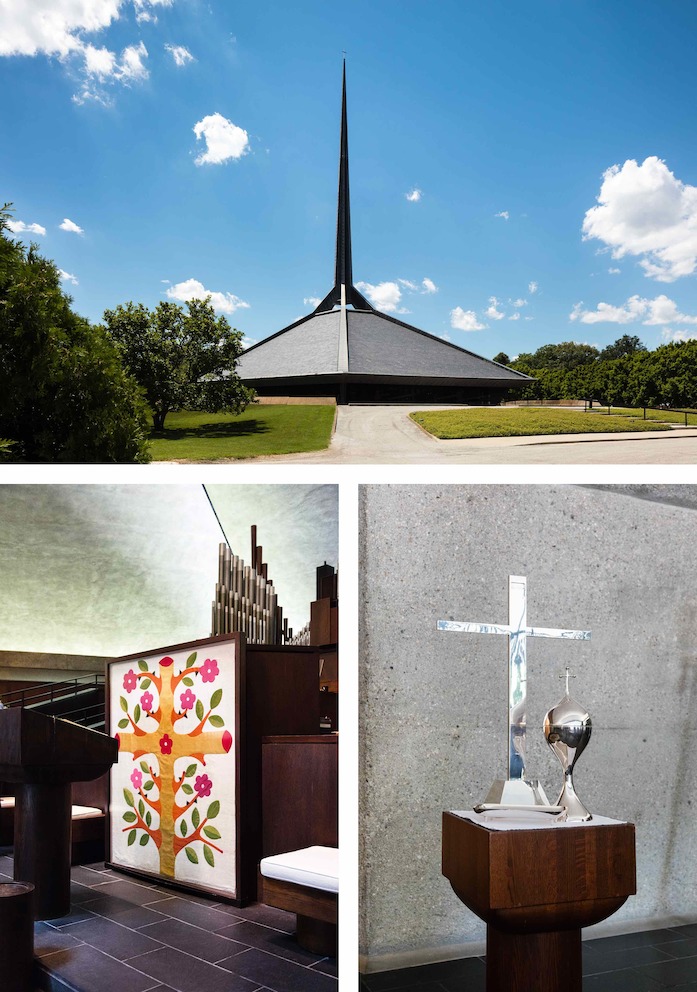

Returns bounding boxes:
[360,484,697,971]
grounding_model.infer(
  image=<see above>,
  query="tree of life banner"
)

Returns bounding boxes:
[108,639,238,897]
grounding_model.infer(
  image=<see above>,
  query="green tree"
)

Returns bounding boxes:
[103,299,254,429]
[0,206,150,463]
[492,351,511,366]
[528,341,600,370]
[599,334,647,361]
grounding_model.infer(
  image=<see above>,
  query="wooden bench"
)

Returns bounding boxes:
[260,845,338,956]
[1,798,105,864]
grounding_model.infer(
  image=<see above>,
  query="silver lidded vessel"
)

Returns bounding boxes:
[543,668,593,821]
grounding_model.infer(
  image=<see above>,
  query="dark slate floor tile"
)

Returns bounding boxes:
[81,892,171,929]
[88,878,164,905]
[37,944,159,992]
[221,947,337,992]
[583,942,675,975]
[363,957,485,992]
[140,917,249,964]
[71,866,119,888]
[216,920,323,966]
[33,922,85,958]
[144,895,235,931]
[668,925,697,941]
[81,862,111,872]
[45,906,98,928]
[582,969,664,991]
[212,901,295,933]
[65,915,165,961]
[310,958,338,978]
[633,955,697,987]
[657,938,697,959]
[71,881,102,905]
[129,945,259,992]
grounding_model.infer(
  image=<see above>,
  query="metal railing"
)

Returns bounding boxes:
[1,674,104,710]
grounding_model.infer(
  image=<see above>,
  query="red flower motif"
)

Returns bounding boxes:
[140,691,154,712]
[160,656,174,668]
[123,669,137,693]
[200,658,219,683]
[130,769,143,790]
[179,688,196,711]
[194,774,213,798]
[159,734,173,755]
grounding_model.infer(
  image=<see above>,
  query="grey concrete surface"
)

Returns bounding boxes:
[359,485,697,970]
[185,405,697,464]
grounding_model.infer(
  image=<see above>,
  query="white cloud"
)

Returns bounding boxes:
[398,279,418,291]
[524,316,533,321]
[608,267,621,275]
[398,277,438,295]
[165,43,194,67]
[304,296,321,308]
[59,217,83,234]
[421,277,438,294]
[662,328,697,343]
[582,157,697,282]
[509,312,521,321]
[59,269,78,285]
[570,294,697,326]
[450,307,486,332]
[356,280,407,313]
[485,296,505,320]
[528,281,538,294]
[495,211,509,220]
[0,2,159,104]
[7,219,46,236]
[241,335,256,349]
[405,188,422,202]
[512,297,527,308]
[166,278,251,314]
[193,113,249,166]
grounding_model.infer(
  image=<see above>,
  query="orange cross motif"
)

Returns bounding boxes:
[115,651,233,878]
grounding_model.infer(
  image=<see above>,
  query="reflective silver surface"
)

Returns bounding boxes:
[544,669,593,821]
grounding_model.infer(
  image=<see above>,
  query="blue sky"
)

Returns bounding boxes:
[3,0,697,360]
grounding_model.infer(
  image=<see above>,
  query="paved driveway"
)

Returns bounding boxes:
[220,404,697,465]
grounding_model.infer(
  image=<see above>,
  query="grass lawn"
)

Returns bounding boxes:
[148,405,335,460]
[410,407,673,439]
[588,406,697,426]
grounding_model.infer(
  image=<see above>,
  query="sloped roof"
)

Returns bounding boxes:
[238,308,530,384]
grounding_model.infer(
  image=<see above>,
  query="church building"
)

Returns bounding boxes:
[238,66,533,405]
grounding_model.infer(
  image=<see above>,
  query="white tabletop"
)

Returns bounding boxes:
[450,809,627,831]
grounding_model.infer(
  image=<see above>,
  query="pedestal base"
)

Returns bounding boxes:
[487,925,581,992]
[14,782,72,920]
[297,915,337,956]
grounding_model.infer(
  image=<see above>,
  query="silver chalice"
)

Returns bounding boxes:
[543,668,593,821]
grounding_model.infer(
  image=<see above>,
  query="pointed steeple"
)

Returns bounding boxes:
[314,62,374,314]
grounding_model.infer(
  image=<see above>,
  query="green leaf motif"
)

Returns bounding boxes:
[123,811,137,823]
[207,800,220,820]
[185,846,199,864]
[195,699,204,721]
[208,715,224,728]
[119,696,128,712]
[203,825,221,840]
[140,760,149,773]
[124,789,135,808]
[192,807,200,830]
[203,845,215,867]
[140,678,151,689]
[181,820,188,836]
[182,676,194,687]
[138,799,145,818]
[181,783,193,795]
[185,763,197,778]
[186,652,197,668]
[134,704,141,725]
[139,833,149,847]
[117,718,129,729]
[127,829,136,846]
[145,810,152,827]
[210,688,222,709]
[144,780,154,791]
[138,660,149,671]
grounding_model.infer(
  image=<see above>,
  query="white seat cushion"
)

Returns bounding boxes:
[1,798,101,820]
[260,845,338,894]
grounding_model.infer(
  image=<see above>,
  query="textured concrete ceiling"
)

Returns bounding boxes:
[0,484,337,657]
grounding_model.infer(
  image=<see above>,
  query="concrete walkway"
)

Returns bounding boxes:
[206,404,697,465]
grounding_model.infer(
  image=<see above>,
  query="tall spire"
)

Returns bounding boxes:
[314,61,374,314]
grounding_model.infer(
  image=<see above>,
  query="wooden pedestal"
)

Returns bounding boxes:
[442,812,636,992]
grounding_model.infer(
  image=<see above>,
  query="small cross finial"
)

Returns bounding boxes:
[560,666,576,695]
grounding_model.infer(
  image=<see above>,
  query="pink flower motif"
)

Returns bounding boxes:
[159,734,173,755]
[194,774,213,799]
[140,691,154,712]
[179,688,196,711]
[200,658,219,683]
[130,769,143,790]
[123,669,137,693]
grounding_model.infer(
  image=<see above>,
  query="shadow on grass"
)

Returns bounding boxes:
[151,419,270,441]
